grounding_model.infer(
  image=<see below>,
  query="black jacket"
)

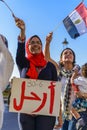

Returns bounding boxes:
[16,42,57,81]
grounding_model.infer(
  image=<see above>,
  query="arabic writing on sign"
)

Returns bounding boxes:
[9,78,61,116]
[13,81,56,114]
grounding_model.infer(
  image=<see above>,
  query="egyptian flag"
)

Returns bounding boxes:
[63,2,87,39]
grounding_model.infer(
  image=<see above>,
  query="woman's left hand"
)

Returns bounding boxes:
[46,32,53,44]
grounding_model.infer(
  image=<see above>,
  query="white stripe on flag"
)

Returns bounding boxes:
[69,10,87,35]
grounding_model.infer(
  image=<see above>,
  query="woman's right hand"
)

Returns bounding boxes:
[14,17,26,40]
[14,17,25,31]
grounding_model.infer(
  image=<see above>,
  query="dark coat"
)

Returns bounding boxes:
[16,42,57,81]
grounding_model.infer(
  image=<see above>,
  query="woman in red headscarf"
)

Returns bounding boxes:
[15,17,57,130]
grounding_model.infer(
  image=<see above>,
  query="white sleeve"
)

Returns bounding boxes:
[74,76,87,92]
[0,36,14,92]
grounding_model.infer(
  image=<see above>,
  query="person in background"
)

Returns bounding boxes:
[70,63,87,129]
[0,34,14,129]
[44,32,82,130]
[15,17,57,130]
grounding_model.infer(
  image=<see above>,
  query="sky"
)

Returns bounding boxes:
[0,0,87,79]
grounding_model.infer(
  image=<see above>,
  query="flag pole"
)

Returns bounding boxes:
[0,0,16,18]
[82,0,84,3]
[52,21,62,32]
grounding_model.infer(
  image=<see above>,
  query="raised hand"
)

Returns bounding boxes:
[14,17,26,41]
[14,17,25,31]
[46,32,53,44]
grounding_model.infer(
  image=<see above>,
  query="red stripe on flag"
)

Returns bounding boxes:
[75,2,87,27]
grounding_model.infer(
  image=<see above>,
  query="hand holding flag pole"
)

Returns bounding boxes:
[0,0,16,19]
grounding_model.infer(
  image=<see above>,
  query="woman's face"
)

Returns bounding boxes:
[28,37,42,54]
[61,49,74,64]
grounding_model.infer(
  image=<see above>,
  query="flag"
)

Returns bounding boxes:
[63,2,87,39]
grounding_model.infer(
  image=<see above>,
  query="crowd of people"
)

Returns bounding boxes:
[0,16,87,130]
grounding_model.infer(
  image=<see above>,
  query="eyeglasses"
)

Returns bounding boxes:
[29,40,42,45]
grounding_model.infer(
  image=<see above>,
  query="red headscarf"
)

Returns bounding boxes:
[26,37,47,79]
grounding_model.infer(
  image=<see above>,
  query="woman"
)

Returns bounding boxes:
[70,63,87,129]
[44,32,87,130]
[0,34,14,129]
[15,17,57,130]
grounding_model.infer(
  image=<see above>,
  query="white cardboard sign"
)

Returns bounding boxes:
[9,78,61,116]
